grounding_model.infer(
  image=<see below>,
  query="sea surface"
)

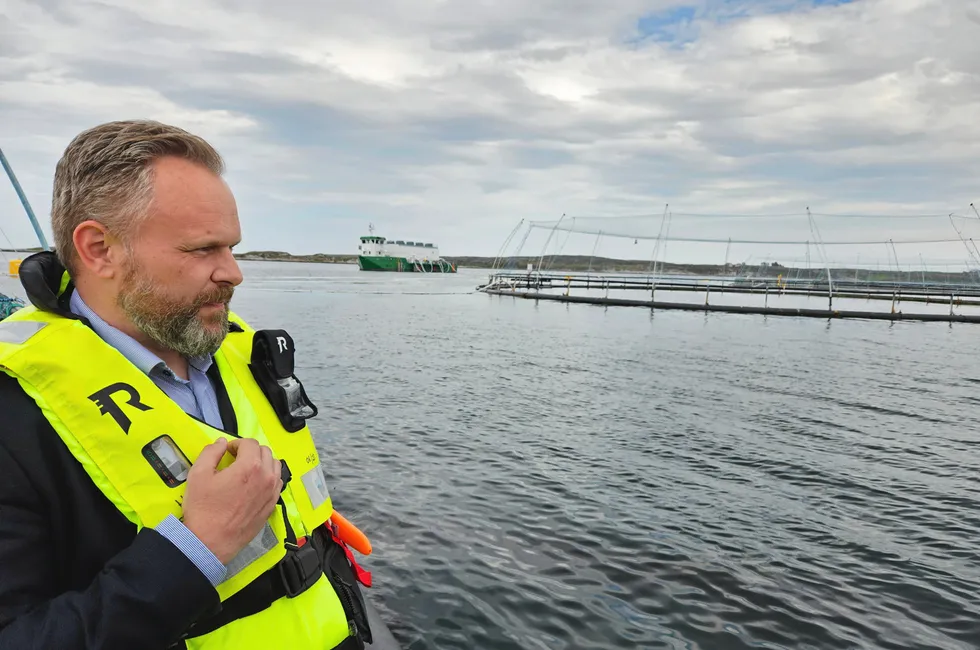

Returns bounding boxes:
[5,260,980,649]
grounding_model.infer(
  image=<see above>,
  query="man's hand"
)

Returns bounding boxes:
[181,437,283,565]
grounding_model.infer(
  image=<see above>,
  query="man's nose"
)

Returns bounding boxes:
[213,247,244,287]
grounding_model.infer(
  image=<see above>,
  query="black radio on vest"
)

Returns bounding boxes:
[248,330,319,432]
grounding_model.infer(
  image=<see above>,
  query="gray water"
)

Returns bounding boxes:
[11,260,977,649]
[226,261,980,650]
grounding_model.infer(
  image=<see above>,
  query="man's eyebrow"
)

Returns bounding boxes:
[183,239,242,249]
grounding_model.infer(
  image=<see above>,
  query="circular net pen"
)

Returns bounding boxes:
[478,206,980,323]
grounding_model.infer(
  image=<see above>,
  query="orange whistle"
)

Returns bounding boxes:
[330,510,372,556]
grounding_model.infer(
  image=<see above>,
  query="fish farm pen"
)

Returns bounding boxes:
[478,206,980,323]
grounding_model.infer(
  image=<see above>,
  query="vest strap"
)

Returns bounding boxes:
[182,528,372,647]
[182,545,318,639]
[326,521,373,588]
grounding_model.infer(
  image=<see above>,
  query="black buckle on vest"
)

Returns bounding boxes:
[278,540,322,598]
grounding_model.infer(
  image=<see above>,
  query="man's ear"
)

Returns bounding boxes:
[72,220,126,279]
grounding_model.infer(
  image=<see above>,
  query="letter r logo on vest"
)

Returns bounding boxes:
[87,382,153,434]
[277,336,288,353]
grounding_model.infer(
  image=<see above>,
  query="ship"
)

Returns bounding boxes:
[357,225,457,273]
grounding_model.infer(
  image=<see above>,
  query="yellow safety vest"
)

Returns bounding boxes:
[0,300,359,649]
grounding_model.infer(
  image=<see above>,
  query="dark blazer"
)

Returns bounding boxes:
[0,366,235,649]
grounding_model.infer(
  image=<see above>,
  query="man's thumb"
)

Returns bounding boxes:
[195,437,229,470]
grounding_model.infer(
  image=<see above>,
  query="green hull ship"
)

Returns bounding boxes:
[358,227,457,273]
[358,256,456,273]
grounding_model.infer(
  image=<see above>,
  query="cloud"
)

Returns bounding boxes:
[0,0,977,267]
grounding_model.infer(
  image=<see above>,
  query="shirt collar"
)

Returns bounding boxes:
[68,290,213,378]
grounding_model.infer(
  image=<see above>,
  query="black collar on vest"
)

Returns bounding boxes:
[18,250,82,321]
[17,250,243,333]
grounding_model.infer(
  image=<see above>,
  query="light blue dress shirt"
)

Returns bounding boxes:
[69,291,228,587]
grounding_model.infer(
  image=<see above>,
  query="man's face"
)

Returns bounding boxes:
[115,156,243,358]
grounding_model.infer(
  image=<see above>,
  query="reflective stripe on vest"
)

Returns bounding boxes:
[0,305,353,649]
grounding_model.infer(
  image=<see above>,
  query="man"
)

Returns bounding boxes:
[0,120,373,649]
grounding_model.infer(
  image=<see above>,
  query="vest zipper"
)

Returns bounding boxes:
[326,569,362,640]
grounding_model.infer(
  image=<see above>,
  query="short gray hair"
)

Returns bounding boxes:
[51,120,225,275]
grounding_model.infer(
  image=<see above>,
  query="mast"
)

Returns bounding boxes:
[0,146,50,251]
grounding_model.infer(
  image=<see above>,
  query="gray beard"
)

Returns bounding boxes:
[117,269,232,358]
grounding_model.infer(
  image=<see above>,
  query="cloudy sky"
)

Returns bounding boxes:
[1,0,978,267]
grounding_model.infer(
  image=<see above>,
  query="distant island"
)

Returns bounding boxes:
[4,249,974,283]
[233,250,712,272]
